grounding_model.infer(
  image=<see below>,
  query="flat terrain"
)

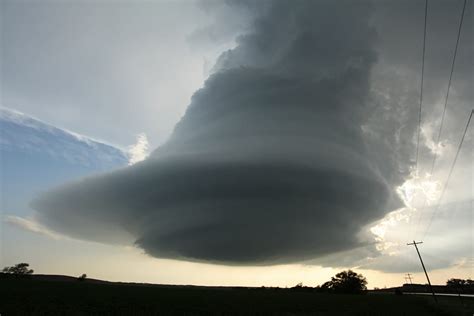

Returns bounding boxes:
[1,277,473,315]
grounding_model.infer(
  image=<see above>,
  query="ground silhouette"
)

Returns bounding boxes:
[0,273,473,315]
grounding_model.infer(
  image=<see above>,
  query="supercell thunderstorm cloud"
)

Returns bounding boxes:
[33,0,413,265]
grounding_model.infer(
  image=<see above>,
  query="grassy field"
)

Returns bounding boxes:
[1,278,473,315]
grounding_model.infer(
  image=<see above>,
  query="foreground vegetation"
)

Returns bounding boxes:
[1,277,473,315]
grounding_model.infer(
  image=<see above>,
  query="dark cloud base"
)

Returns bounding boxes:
[33,155,394,264]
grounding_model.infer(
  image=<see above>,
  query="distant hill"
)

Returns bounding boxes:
[0,107,128,217]
[0,273,237,290]
[372,283,474,295]
[0,273,112,284]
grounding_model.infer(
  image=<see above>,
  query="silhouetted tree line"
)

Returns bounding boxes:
[446,278,474,294]
[447,278,473,287]
[2,263,34,275]
[1,263,33,278]
[290,270,368,294]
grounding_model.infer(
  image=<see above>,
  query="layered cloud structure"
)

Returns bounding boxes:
[33,1,412,265]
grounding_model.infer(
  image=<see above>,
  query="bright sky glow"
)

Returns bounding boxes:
[128,133,150,165]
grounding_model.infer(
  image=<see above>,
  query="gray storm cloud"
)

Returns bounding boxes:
[33,0,411,265]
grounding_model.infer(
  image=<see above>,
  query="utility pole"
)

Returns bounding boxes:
[407,241,437,303]
[406,273,413,285]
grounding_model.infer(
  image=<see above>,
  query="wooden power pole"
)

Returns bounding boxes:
[407,241,437,303]
[405,273,413,284]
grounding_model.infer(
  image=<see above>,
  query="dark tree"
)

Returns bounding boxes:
[2,263,34,275]
[322,270,367,294]
[446,278,474,295]
[447,278,466,288]
[78,273,87,281]
[321,281,332,291]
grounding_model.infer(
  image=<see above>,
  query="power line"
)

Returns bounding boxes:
[415,0,429,172]
[411,0,468,240]
[410,0,429,241]
[422,109,473,238]
[428,0,468,176]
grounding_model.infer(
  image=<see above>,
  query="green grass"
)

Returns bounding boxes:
[0,278,473,315]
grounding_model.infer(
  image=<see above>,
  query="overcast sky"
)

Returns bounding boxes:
[1,0,472,287]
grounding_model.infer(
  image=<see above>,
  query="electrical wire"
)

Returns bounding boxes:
[415,0,429,173]
[422,109,473,239]
[411,0,468,240]
[428,0,468,176]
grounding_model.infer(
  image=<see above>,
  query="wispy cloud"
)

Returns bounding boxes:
[4,215,65,240]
